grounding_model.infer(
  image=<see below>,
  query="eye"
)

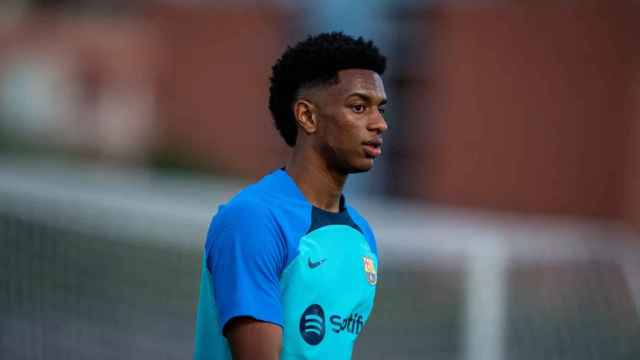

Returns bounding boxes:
[351,104,366,113]
[378,107,386,114]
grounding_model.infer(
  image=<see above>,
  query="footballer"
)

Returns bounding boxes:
[194,32,388,360]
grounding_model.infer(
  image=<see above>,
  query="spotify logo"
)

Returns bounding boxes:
[299,304,326,345]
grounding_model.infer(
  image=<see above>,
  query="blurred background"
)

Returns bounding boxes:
[1,0,640,359]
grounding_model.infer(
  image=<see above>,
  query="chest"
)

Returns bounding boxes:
[278,225,379,357]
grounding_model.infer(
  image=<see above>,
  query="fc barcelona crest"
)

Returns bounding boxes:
[362,256,377,285]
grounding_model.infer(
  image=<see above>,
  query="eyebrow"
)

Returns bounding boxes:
[347,92,387,106]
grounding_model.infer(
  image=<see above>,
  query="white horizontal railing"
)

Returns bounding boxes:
[2,156,639,360]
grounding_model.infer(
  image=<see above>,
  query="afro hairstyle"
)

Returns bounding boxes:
[268,32,387,147]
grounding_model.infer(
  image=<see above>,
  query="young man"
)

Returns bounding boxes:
[194,32,388,360]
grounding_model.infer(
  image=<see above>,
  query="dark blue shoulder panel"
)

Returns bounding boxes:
[306,206,363,235]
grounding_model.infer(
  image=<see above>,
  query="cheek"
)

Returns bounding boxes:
[318,111,361,151]
[329,118,360,146]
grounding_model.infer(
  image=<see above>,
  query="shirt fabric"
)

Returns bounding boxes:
[193,169,379,360]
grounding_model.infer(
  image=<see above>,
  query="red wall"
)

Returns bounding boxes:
[408,1,640,225]
[622,75,640,230]
[149,5,292,178]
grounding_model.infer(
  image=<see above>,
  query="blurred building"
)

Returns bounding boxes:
[408,1,640,233]
[0,1,292,175]
[1,1,640,360]
[3,1,639,231]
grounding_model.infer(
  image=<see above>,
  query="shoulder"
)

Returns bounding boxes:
[345,205,373,233]
[212,172,283,226]
[346,205,377,255]
[211,193,276,237]
[205,174,283,251]
[205,188,286,274]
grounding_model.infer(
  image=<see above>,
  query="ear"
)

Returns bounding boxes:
[293,99,318,135]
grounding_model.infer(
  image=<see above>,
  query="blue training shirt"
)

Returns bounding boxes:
[194,169,379,360]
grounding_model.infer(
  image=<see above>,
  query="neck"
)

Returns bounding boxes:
[286,145,346,213]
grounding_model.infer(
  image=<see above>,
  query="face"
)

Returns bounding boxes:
[307,69,388,174]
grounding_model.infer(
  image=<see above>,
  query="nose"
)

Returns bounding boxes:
[368,109,388,134]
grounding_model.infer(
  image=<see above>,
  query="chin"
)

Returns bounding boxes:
[347,159,374,174]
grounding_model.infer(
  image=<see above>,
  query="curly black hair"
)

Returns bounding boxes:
[268,32,387,147]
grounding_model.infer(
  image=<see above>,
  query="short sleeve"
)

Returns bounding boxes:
[205,199,286,331]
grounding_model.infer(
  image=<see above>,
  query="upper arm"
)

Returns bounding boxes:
[205,199,286,335]
[225,317,282,360]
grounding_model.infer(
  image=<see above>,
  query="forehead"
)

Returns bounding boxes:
[326,69,386,100]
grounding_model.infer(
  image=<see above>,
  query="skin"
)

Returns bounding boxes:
[226,317,282,360]
[225,69,388,359]
[288,68,388,212]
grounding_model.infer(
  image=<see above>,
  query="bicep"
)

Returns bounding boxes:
[225,317,282,360]
[206,200,287,336]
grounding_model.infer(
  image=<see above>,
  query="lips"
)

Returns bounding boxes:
[363,139,383,158]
